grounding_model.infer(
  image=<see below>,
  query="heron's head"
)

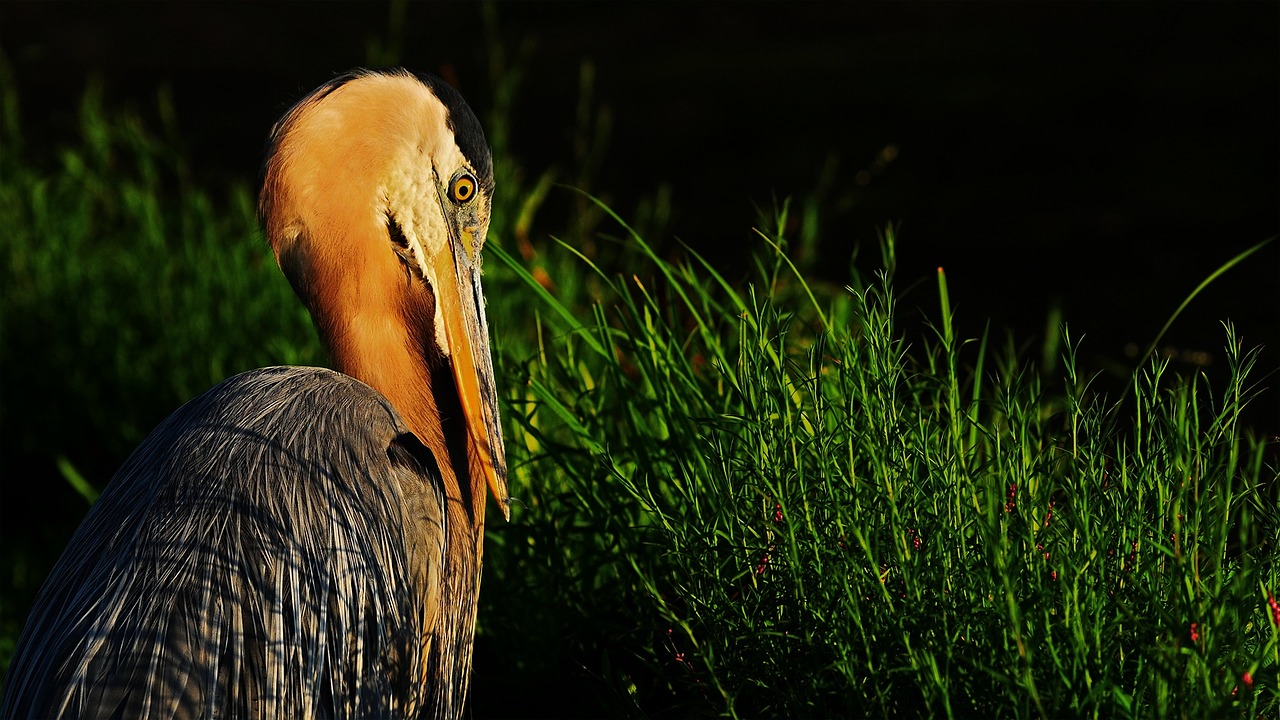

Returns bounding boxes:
[260,69,507,520]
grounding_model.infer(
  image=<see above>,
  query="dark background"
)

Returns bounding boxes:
[4,2,1276,432]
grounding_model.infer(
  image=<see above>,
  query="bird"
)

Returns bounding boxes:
[0,68,508,719]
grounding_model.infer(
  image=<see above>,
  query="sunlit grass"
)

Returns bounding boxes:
[480,205,1278,717]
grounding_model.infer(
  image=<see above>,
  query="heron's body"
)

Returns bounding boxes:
[3,368,456,717]
[2,69,506,719]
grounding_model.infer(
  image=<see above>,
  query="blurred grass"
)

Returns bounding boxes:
[2,47,1278,720]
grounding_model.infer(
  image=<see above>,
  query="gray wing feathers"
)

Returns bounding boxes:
[1,366,446,719]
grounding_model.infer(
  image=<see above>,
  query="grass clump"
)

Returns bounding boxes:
[480,200,1279,717]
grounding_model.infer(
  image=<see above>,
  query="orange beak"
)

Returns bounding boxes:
[432,231,509,520]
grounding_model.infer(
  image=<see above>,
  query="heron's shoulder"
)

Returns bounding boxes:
[169,365,409,440]
[107,365,434,513]
[210,365,379,398]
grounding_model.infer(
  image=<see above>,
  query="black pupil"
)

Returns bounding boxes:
[456,181,470,199]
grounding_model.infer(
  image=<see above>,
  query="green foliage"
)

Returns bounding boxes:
[0,77,322,458]
[482,207,1279,716]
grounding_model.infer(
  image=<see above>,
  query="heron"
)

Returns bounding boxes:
[1,68,507,719]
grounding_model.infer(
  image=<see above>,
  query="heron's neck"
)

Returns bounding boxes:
[332,312,486,527]
[329,311,486,714]
[290,232,490,530]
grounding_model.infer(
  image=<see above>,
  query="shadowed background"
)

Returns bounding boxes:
[1,1,1277,713]
[5,1,1276,403]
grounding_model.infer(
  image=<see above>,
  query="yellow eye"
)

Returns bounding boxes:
[449,172,477,204]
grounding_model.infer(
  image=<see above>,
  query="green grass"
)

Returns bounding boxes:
[480,210,1278,717]
[1,61,1277,718]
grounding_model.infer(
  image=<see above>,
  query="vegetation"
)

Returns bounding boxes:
[2,51,1277,719]
[479,214,1278,717]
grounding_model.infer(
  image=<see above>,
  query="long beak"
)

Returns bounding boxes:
[433,242,509,520]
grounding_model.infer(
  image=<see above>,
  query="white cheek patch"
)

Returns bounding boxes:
[383,150,452,355]
[384,148,449,260]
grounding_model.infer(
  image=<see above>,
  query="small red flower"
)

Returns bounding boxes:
[772,503,783,523]
[665,628,695,673]
[1268,593,1280,627]
[755,554,770,575]
[1189,622,1200,643]
[1243,671,1253,687]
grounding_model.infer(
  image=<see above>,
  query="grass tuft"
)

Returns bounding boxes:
[481,202,1278,717]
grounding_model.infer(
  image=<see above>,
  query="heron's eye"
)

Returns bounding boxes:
[449,173,477,204]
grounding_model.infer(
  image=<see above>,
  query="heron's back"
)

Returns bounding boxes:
[1,366,446,719]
